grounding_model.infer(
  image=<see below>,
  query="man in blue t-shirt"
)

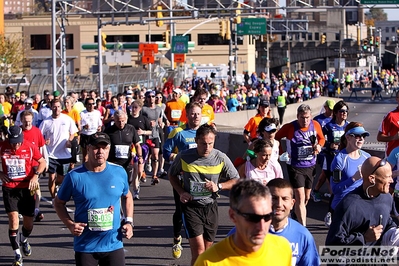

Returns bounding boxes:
[54,132,134,266]
[267,179,320,266]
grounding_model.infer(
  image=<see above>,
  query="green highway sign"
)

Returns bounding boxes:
[360,0,399,3]
[237,18,267,36]
[171,36,189,54]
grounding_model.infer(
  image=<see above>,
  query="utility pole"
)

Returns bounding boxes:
[228,18,233,84]
[369,26,375,79]
[378,28,382,73]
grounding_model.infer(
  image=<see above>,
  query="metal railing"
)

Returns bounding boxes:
[0,67,178,97]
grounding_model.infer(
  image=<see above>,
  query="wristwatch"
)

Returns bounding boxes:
[34,171,41,176]
[218,183,223,191]
[124,221,134,228]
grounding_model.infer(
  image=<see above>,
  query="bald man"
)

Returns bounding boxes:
[326,156,398,246]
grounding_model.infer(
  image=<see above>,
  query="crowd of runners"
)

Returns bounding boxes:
[1,66,399,266]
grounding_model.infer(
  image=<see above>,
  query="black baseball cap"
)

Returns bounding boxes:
[89,132,111,146]
[7,126,23,144]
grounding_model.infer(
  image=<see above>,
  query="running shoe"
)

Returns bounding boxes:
[12,254,23,266]
[133,192,140,200]
[146,164,152,173]
[140,172,147,183]
[172,236,183,259]
[324,193,331,198]
[324,212,332,228]
[34,211,44,222]
[151,178,160,185]
[20,241,32,256]
[311,191,321,202]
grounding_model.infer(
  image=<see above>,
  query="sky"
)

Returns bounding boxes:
[384,9,396,21]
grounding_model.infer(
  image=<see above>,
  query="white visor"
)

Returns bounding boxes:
[265,123,277,132]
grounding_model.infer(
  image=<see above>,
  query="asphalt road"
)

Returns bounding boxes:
[0,90,397,266]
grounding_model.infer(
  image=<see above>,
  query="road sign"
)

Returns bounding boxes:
[358,58,367,67]
[138,43,158,53]
[237,18,267,36]
[174,54,185,63]
[142,55,154,64]
[360,0,399,4]
[171,36,189,54]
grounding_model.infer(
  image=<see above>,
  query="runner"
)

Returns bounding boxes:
[0,126,46,266]
[54,132,134,266]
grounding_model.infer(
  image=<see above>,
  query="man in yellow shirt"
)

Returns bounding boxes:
[194,179,292,266]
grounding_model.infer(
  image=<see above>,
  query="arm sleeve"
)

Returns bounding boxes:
[298,235,321,266]
[387,147,399,166]
[330,155,355,195]
[313,121,326,147]
[57,173,73,202]
[163,132,176,162]
[221,153,240,180]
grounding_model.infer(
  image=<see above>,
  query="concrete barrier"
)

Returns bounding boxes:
[214,96,334,128]
[214,96,338,161]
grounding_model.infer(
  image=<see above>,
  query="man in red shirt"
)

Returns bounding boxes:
[377,91,399,156]
[0,126,46,266]
[20,110,49,222]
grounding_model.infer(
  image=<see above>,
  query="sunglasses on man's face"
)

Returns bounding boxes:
[233,208,273,223]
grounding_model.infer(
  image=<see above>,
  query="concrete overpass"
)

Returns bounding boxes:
[258,40,362,69]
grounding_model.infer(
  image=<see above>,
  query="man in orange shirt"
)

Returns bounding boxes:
[180,88,215,127]
[275,104,325,226]
[243,100,271,145]
[165,88,186,135]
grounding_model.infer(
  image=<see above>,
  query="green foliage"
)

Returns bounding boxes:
[0,34,27,74]
[365,8,388,22]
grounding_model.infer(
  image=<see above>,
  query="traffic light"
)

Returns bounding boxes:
[225,20,231,40]
[219,21,226,38]
[101,32,107,51]
[321,34,326,44]
[234,3,241,24]
[156,5,163,27]
[162,30,170,48]
[369,36,374,46]
[363,39,368,50]
[375,36,380,48]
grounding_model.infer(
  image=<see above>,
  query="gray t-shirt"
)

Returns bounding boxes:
[142,106,163,139]
[169,148,239,207]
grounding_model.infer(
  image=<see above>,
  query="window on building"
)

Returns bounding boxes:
[94,35,139,43]
[307,33,313,41]
[302,33,306,40]
[335,32,341,41]
[315,32,320,41]
[197,34,243,45]
[392,27,396,32]
[31,34,74,50]
[386,27,390,33]
[146,35,162,42]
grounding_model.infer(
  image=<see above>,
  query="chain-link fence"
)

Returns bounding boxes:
[0,66,180,97]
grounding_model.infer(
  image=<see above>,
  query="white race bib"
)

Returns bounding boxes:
[87,208,114,231]
[6,158,26,179]
[297,146,313,161]
[190,181,212,200]
[115,145,130,159]
[171,110,182,119]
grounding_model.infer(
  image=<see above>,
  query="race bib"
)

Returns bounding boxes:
[171,110,182,119]
[115,145,130,159]
[188,143,197,149]
[190,180,212,200]
[139,135,143,144]
[5,158,26,179]
[87,208,113,231]
[297,146,313,161]
[333,130,344,144]
[62,164,70,175]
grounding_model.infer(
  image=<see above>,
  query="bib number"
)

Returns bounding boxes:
[190,181,212,200]
[87,208,114,231]
[171,110,182,119]
[115,145,129,159]
[297,146,313,161]
[6,158,26,179]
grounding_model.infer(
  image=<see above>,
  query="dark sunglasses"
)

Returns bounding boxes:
[370,158,387,175]
[87,103,95,106]
[155,96,162,99]
[339,109,348,113]
[234,208,273,223]
[147,95,155,98]
[348,133,367,139]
